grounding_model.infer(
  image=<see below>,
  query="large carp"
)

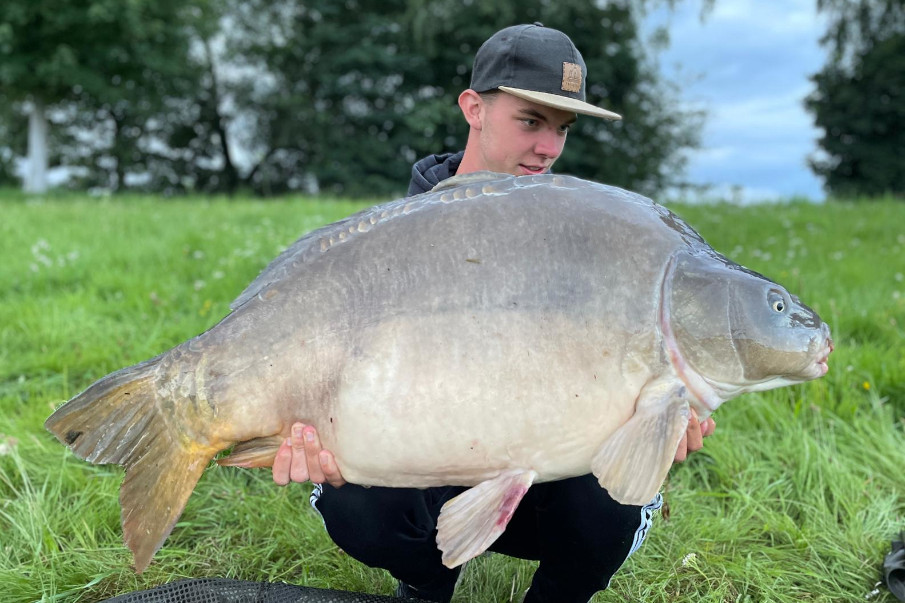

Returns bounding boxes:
[46,172,832,573]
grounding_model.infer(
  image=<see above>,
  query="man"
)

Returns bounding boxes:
[273,23,715,603]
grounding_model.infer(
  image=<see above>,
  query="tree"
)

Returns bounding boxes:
[806,0,905,198]
[0,0,703,198]
[0,91,27,187]
[224,0,702,197]
[0,0,206,192]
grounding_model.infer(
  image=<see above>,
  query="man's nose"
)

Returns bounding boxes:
[534,130,565,159]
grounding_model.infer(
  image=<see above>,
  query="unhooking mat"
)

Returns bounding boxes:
[101,578,428,603]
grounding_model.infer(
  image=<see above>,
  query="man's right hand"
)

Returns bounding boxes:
[272,422,346,488]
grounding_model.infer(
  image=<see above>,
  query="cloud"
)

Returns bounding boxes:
[646,0,830,200]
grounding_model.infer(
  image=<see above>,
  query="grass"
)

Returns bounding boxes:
[1,191,903,602]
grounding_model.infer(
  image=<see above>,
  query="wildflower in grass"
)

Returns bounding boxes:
[194,280,206,291]
[31,238,53,268]
[200,299,213,317]
[862,381,870,391]
[31,238,50,254]
[0,434,19,456]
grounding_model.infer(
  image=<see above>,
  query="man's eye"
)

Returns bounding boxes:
[521,119,537,127]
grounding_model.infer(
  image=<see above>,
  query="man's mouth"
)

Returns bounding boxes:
[519,164,548,175]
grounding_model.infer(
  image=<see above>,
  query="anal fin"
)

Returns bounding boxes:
[217,435,284,468]
[591,381,690,506]
[436,469,536,568]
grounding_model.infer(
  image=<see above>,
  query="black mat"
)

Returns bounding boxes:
[102,578,428,603]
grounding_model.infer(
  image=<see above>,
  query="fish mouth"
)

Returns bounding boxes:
[814,358,829,378]
[813,337,834,377]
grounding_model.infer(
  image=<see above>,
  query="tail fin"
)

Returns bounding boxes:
[45,354,220,573]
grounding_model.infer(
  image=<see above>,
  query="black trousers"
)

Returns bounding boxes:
[313,474,656,603]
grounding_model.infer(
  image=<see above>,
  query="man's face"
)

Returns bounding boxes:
[476,93,577,176]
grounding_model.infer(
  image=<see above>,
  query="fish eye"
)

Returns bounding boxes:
[768,291,786,313]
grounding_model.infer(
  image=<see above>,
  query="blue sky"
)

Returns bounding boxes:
[645,0,829,201]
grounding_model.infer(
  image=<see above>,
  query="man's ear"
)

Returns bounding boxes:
[458,89,484,130]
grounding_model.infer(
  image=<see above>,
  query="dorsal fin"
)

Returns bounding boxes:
[431,171,512,192]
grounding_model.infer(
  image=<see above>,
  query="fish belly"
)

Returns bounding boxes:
[325,311,649,487]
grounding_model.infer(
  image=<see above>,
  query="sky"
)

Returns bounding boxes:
[645,0,830,202]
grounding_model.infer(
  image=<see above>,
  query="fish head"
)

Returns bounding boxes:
[663,252,833,408]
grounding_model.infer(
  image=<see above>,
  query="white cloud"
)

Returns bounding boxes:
[646,0,830,200]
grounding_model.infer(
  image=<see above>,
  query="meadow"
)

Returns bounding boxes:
[0,190,903,603]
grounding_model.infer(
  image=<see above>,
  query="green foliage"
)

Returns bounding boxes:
[807,0,905,199]
[0,0,701,198]
[225,0,700,197]
[0,95,25,186]
[0,0,213,191]
[1,193,903,602]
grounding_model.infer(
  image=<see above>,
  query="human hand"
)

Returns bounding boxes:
[272,422,346,488]
[673,409,716,463]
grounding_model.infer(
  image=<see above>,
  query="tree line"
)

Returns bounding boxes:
[1,0,902,199]
[807,0,904,199]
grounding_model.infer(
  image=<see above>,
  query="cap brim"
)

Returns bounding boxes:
[499,86,622,121]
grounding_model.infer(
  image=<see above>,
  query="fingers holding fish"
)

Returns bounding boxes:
[302,425,346,488]
[317,449,346,489]
[674,409,701,463]
[272,434,296,486]
[297,424,322,483]
[272,422,346,488]
[672,410,716,463]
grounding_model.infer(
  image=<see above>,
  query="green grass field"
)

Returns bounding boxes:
[1,191,903,602]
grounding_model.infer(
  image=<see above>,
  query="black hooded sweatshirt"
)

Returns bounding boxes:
[407,151,465,196]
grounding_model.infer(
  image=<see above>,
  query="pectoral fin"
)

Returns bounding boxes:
[436,469,537,568]
[591,382,690,506]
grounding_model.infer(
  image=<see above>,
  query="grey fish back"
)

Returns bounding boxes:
[229,172,694,312]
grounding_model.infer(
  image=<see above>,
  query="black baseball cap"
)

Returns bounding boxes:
[470,23,621,121]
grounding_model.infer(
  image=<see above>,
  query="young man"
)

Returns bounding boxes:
[273,24,715,603]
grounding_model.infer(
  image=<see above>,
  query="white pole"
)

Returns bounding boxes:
[25,99,49,193]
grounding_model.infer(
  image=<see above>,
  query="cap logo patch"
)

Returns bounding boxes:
[561,62,582,93]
